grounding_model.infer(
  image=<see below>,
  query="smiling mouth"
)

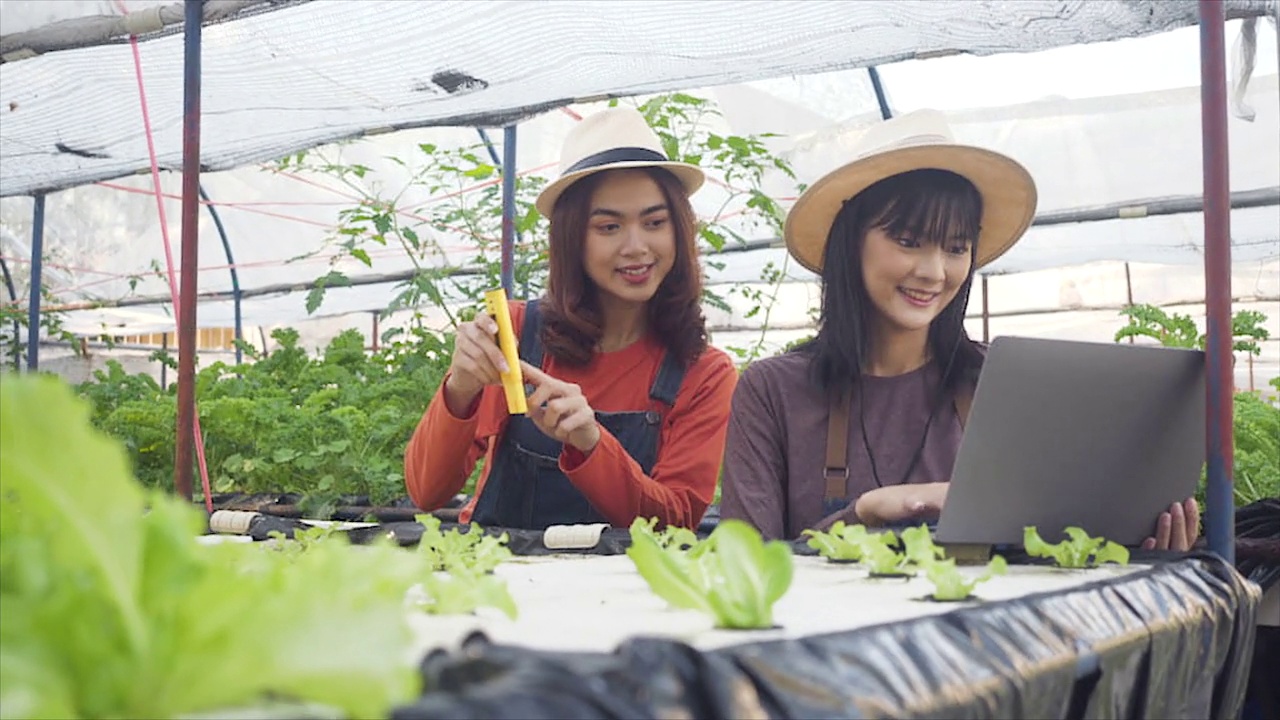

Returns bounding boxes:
[898,287,940,306]
[618,263,655,281]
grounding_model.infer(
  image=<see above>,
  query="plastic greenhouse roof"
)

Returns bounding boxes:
[0,0,1276,356]
[1,0,1276,197]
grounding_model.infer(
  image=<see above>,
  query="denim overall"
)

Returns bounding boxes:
[471,300,687,530]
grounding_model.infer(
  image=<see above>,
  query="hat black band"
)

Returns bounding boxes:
[563,147,668,175]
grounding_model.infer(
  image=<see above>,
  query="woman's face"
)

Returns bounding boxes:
[581,169,677,308]
[859,225,972,333]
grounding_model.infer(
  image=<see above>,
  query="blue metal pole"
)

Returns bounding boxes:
[480,128,524,296]
[500,125,518,296]
[1198,0,1234,563]
[476,128,501,167]
[26,194,46,372]
[867,66,893,120]
[0,256,19,370]
[198,183,242,365]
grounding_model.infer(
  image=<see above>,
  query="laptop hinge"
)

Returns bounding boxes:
[937,542,993,564]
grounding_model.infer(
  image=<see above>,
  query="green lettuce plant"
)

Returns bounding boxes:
[860,535,914,576]
[900,525,946,566]
[630,516,700,552]
[0,373,424,719]
[627,518,792,629]
[1024,526,1130,568]
[922,556,1008,601]
[415,514,512,573]
[802,521,871,561]
[415,570,518,619]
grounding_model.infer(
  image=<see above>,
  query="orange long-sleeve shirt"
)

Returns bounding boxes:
[404,301,737,530]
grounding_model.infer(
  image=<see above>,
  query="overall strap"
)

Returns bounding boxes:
[519,298,544,367]
[824,386,852,503]
[955,382,975,429]
[648,351,687,407]
[822,380,978,504]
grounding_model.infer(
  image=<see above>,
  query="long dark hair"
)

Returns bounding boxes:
[801,168,985,397]
[541,167,708,368]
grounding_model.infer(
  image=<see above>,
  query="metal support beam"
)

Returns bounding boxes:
[500,124,518,296]
[479,127,525,297]
[175,0,204,502]
[26,194,46,371]
[477,128,502,167]
[1199,0,1234,564]
[867,66,892,120]
[0,255,19,370]
[198,183,242,364]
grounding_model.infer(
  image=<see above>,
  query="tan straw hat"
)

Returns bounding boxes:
[535,107,706,216]
[784,109,1037,273]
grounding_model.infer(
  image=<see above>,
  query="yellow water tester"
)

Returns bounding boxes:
[483,288,528,415]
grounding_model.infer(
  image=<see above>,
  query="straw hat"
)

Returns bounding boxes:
[784,109,1037,273]
[535,107,705,216]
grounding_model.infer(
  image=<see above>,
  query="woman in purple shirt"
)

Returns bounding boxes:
[720,110,1198,550]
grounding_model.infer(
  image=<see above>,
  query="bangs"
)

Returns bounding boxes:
[863,169,982,246]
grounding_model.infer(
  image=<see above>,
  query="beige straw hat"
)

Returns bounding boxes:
[784,109,1037,273]
[535,107,706,216]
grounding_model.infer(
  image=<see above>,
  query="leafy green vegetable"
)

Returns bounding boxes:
[1224,390,1280,506]
[804,523,928,575]
[415,571,518,619]
[802,521,871,561]
[1114,305,1278,508]
[627,519,793,629]
[415,514,512,573]
[74,327,457,512]
[861,534,913,576]
[922,556,1008,601]
[900,525,945,566]
[265,524,337,559]
[1,373,424,719]
[630,516,699,552]
[1024,526,1130,568]
[1115,304,1269,355]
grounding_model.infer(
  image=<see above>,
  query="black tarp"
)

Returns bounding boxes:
[389,554,1259,720]
[212,502,1269,712]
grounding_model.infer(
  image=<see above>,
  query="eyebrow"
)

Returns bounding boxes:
[589,203,668,219]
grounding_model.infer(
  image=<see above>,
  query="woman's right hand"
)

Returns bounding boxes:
[442,313,510,416]
[854,482,949,527]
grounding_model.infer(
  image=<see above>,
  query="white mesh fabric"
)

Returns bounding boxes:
[1,0,1275,196]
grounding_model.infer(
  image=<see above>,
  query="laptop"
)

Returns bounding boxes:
[933,336,1206,548]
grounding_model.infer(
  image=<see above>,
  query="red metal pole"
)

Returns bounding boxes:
[175,0,204,502]
[1198,0,1234,563]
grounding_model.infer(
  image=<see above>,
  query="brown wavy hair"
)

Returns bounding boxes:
[540,167,708,368]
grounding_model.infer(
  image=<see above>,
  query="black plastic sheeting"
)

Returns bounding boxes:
[1235,498,1280,591]
[389,553,1258,720]
[236,514,643,555]
[222,499,1276,577]
[1243,627,1279,720]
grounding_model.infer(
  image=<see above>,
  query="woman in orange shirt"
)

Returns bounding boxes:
[405,107,737,531]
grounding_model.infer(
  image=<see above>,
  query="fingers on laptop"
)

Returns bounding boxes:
[1184,498,1201,544]
[1169,501,1188,551]
[1142,499,1199,551]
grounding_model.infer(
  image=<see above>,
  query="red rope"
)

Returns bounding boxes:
[114,0,213,512]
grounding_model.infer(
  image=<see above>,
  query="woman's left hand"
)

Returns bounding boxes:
[520,361,601,454]
[1141,497,1200,551]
